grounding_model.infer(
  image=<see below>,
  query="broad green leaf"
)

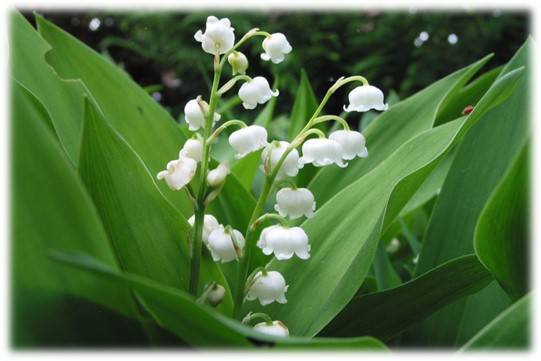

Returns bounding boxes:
[460,294,530,350]
[52,252,387,350]
[10,11,87,164]
[35,14,255,231]
[78,99,233,314]
[474,144,529,300]
[320,255,492,341]
[373,240,402,290]
[435,65,502,125]
[11,81,144,346]
[287,69,318,140]
[411,39,530,347]
[309,55,492,206]
[244,65,524,337]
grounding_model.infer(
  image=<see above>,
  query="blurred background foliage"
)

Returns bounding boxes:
[23,10,528,123]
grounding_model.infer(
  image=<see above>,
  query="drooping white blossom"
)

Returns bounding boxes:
[275,187,316,219]
[207,227,245,263]
[261,33,292,64]
[205,283,226,307]
[261,141,300,178]
[227,51,249,75]
[238,76,279,110]
[184,98,221,131]
[187,214,221,244]
[329,130,368,160]
[246,270,288,306]
[228,125,268,158]
[194,16,235,55]
[207,162,230,187]
[344,85,388,112]
[298,138,347,168]
[257,225,311,260]
[179,138,203,162]
[253,320,289,337]
[157,157,197,190]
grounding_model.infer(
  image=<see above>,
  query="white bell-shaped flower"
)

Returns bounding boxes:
[298,138,347,168]
[207,227,245,263]
[344,85,388,112]
[261,141,300,178]
[184,99,221,131]
[179,138,203,162]
[253,320,289,337]
[261,33,292,64]
[207,162,230,187]
[257,225,311,260]
[187,214,221,244]
[228,125,268,158]
[275,187,316,219]
[246,270,288,306]
[194,16,235,55]
[329,130,368,160]
[157,156,197,191]
[238,76,279,110]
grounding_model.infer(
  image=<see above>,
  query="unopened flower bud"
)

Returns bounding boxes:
[261,33,292,64]
[344,85,388,112]
[257,225,311,260]
[238,76,279,110]
[275,187,316,219]
[253,320,289,337]
[329,130,368,160]
[298,138,347,168]
[205,283,226,307]
[194,16,235,55]
[227,51,249,75]
[184,98,221,131]
[246,270,288,306]
[207,227,245,263]
[207,162,230,187]
[157,156,197,190]
[179,138,203,162]
[229,125,268,158]
[187,214,221,244]
[261,141,300,179]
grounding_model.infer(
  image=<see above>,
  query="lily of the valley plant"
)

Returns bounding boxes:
[157,15,387,337]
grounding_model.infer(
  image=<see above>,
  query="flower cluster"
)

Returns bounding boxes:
[156,15,387,337]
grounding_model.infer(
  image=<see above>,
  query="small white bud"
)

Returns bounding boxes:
[187,214,221,244]
[261,141,300,179]
[227,51,249,75]
[257,225,311,260]
[207,227,245,263]
[228,125,268,158]
[207,162,230,187]
[298,138,347,168]
[261,33,292,64]
[184,98,221,131]
[253,320,289,337]
[246,270,288,306]
[179,138,203,162]
[194,16,235,55]
[275,187,316,219]
[329,130,368,160]
[344,85,388,112]
[206,283,226,307]
[238,76,279,110]
[157,156,197,191]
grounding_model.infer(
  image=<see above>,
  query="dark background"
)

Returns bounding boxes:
[23,10,529,121]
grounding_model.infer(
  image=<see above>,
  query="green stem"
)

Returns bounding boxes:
[251,213,289,230]
[207,119,247,143]
[312,115,350,130]
[189,55,223,296]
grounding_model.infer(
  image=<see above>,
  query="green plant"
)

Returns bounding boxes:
[11,10,530,350]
